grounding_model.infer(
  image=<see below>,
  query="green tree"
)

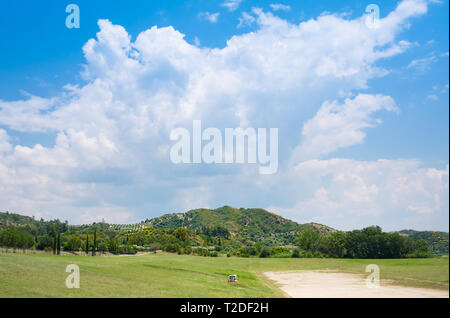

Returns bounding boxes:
[85,234,89,254]
[64,236,82,251]
[174,228,189,241]
[0,227,34,249]
[92,229,97,256]
[107,238,120,253]
[56,232,61,255]
[325,231,347,258]
[412,239,432,257]
[52,235,57,255]
[296,228,322,253]
[97,242,107,253]
[36,235,53,250]
[259,247,271,258]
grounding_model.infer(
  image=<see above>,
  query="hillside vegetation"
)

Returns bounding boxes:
[138,206,333,246]
[398,230,449,256]
[1,207,448,257]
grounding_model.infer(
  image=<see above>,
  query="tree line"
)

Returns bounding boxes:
[295,226,432,258]
[0,221,435,258]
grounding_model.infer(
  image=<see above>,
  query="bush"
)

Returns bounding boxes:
[239,246,259,256]
[259,247,271,258]
[64,236,82,251]
[407,251,434,258]
[313,251,324,258]
[0,227,35,249]
[97,242,107,253]
[36,235,53,250]
[292,249,301,258]
[121,244,137,254]
[270,246,291,258]
[107,238,120,253]
[164,243,177,253]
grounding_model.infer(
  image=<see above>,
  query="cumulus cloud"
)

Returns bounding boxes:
[292,94,398,162]
[268,160,449,231]
[0,129,12,154]
[0,0,446,230]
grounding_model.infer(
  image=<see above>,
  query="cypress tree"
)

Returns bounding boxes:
[52,235,57,255]
[57,232,61,255]
[92,229,97,256]
[85,234,89,254]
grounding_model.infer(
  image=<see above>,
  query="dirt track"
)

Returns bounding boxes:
[264,271,449,298]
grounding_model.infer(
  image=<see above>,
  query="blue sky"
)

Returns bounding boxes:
[0,0,448,231]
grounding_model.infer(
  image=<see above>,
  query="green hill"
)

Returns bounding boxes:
[0,211,39,227]
[398,230,449,256]
[1,207,334,247]
[137,206,334,246]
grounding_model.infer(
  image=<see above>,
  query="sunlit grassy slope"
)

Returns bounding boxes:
[0,252,448,297]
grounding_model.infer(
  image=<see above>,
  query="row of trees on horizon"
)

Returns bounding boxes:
[0,220,437,259]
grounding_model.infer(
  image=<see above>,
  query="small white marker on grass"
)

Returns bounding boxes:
[228,274,238,283]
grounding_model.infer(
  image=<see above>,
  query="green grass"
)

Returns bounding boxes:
[0,252,448,298]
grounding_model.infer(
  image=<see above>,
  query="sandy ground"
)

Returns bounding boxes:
[263,271,449,298]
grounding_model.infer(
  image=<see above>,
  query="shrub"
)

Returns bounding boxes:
[270,246,292,258]
[292,249,301,258]
[0,227,35,249]
[259,247,271,258]
[36,235,53,250]
[313,251,324,258]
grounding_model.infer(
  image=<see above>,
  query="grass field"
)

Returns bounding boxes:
[0,252,448,298]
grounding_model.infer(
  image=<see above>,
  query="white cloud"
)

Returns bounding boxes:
[268,160,449,231]
[237,11,256,28]
[221,0,243,12]
[0,0,445,230]
[198,12,220,23]
[13,129,118,168]
[408,54,438,70]
[178,186,211,211]
[270,4,291,11]
[292,94,398,162]
[79,205,133,224]
[0,129,12,154]
[427,94,439,101]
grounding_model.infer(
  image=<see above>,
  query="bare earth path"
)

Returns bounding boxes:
[263,271,449,298]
